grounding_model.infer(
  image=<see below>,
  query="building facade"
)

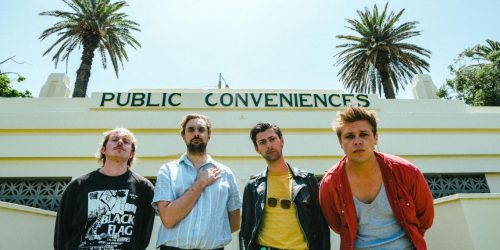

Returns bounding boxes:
[1,78,500,249]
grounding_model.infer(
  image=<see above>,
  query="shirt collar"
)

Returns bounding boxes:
[179,153,215,168]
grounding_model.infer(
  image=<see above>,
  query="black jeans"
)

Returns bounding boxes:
[159,246,223,250]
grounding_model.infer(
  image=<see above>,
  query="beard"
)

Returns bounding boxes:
[262,150,282,162]
[187,141,207,154]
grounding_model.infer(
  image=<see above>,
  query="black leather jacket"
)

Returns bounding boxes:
[239,165,330,250]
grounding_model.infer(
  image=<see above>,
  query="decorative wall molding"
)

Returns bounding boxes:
[425,174,490,199]
[0,179,70,211]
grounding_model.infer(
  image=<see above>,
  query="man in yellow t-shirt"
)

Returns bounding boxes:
[239,123,330,250]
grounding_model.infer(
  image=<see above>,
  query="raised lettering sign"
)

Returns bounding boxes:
[94,92,371,109]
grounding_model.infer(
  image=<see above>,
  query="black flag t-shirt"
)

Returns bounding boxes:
[54,169,155,250]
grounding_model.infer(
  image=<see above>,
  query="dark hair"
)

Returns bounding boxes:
[333,106,378,139]
[250,122,283,147]
[180,114,212,135]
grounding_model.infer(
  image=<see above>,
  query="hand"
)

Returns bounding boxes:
[196,165,221,188]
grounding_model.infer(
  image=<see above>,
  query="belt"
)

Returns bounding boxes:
[160,246,223,250]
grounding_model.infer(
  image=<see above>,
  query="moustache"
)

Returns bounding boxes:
[190,137,202,142]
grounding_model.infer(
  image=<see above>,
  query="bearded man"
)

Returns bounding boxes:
[153,114,242,250]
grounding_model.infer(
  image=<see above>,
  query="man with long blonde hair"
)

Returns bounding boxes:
[54,128,155,250]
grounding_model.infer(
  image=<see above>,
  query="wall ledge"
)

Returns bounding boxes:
[434,193,500,205]
[0,201,56,216]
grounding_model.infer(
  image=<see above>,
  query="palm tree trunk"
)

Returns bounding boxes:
[378,67,396,99]
[72,41,98,98]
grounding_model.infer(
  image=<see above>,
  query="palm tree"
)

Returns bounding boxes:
[464,39,500,64]
[39,0,141,97]
[335,3,431,99]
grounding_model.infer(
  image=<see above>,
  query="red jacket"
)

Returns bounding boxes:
[319,152,434,250]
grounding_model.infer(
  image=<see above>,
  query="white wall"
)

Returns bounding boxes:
[0,202,56,250]
[426,194,500,250]
[1,89,500,250]
[485,173,500,192]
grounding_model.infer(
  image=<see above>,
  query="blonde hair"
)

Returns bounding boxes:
[333,107,378,139]
[97,127,137,168]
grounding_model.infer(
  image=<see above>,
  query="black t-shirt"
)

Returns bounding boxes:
[54,169,155,250]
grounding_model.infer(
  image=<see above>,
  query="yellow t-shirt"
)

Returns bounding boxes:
[257,171,307,250]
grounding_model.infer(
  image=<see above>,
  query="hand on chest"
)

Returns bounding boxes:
[173,166,229,198]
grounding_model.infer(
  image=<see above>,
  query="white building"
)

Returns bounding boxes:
[1,74,500,249]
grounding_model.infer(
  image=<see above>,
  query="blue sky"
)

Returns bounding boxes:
[1,0,499,98]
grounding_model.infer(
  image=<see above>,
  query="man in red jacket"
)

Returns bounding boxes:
[319,107,434,250]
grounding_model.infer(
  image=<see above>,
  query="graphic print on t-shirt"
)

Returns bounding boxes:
[79,189,138,249]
